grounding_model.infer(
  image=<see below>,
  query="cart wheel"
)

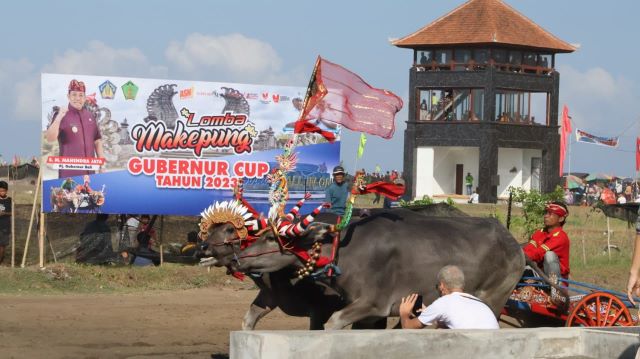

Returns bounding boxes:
[565,292,633,327]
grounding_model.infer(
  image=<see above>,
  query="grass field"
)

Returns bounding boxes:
[0,180,633,296]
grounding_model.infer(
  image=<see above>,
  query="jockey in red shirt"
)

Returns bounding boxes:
[522,202,570,280]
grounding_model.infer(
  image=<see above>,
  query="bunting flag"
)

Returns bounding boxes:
[294,56,403,141]
[559,105,571,176]
[357,133,367,159]
[12,155,20,167]
[636,137,640,172]
[575,129,619,148]
[375,165,381,174]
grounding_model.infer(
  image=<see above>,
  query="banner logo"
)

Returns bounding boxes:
[130,108,256,156]
[121,81,139,100]
[180,87,194,99]
[99,80,117,99]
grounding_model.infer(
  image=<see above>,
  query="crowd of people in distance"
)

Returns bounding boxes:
[75,213,201,267]
[564,179,639,206]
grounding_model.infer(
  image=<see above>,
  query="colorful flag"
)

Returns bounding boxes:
[357,133,367,159]
[294,56,403,141]
[375,165,381,174]
[559,105,571,176]
[12,155,20,167]
[575,129,619,148]
[636,137,640,172]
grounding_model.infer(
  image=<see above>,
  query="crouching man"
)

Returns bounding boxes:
[399,265,499,329]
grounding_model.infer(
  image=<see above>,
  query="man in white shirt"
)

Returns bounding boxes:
[399,265,499,329]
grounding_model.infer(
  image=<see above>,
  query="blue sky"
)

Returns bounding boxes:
[1,0,638,176]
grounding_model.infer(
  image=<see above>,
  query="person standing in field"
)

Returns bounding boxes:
[0,181,12,265]
[465,172,474,196]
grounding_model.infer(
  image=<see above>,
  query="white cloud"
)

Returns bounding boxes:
[5,41,169,120]
[0,59,37,120]
[558,64,634,131]
[5,34,304,122]
[166,33,300,84]
[14,74,40,120]
[43,40,167,78]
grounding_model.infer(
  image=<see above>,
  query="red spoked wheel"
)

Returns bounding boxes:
[565,292,634,327]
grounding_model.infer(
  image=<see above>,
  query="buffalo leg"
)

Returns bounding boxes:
[309,310,327,330]
[325,302,382,330]
[242,290,276,330]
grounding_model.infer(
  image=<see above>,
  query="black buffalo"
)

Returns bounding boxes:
[232,209,525,329]
[200,205,468,329]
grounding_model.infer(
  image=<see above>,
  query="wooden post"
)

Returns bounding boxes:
[21,170,41,268]
[606,217,612,261]
[581,237,587,266]
[39,211,45,268]
[48,234,57,263]
[159,215,164,266]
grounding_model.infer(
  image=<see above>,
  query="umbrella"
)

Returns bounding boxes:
[584,173,614,183]
[565,175,584,189]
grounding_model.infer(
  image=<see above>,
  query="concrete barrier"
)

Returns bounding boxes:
[230,327,639,359]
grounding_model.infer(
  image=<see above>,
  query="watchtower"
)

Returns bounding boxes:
[393,0,575,202]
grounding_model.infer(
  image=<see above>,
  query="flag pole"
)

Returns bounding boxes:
[297,56,321,122]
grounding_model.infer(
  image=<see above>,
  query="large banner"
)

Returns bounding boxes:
[41,74,340,215]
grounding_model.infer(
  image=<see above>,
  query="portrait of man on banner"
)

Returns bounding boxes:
[45,79,105,178]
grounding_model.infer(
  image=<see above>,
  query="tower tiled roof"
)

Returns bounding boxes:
[392,0,575,53]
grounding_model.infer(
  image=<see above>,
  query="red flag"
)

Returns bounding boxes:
[295,56,403,141]
[355,181,406,200]
[559,105,572,176]
[636,137,640,171]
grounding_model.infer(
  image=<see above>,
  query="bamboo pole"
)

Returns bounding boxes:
[159,215,164,266]
[38,211,44,268]
[10,168,15,268]
[21,170,41,267]
[48,234,57,263]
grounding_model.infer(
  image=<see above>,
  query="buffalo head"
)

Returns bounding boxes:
[233,222,334,274]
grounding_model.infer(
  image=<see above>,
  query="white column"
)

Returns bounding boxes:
[415,147,435,199]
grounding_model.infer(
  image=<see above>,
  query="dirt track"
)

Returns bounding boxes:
[0,288,306,359]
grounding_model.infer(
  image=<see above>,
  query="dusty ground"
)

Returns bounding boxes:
[0,286,524,359]
[0,287,307,359]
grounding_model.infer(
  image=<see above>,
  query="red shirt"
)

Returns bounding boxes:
[522,227,570,278]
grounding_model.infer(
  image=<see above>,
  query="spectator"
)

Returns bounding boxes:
[399,265,498,329]
[625,184,633,202]
[125,214,140,248]
[419,52,428,65]
[180,231,200,256]
[563,188,573,205]
[468,188,479,204]
[76,214,120,265]
[139,215,157,245]
[465,172,474,195]
[132,232,160,267]
[627,206,640,305]
[0,181,11,265]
